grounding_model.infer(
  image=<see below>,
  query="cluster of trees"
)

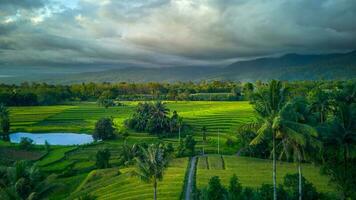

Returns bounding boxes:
[0,81,249,106]
[0,161,57,200]
[197,173,333,200]
[237,80,355,199]
[0,80,353,106]
[125,102,188,136]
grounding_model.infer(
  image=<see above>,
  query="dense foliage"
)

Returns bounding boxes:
[125,101,187,136]
[238,79,356,199]
[0,81,247,105]
[96,148,111,169]
[0,161,57,200]
[197,173,333,200]
[0,104,10,140]
[93,117,115,140]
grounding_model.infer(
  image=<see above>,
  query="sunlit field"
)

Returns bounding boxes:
[69,158,188,200]
[8,101,255,154]
[196,155,335,193]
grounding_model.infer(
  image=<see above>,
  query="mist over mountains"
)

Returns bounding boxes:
[1,51,355,84]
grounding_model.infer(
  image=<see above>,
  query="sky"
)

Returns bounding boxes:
[1,0,356,70]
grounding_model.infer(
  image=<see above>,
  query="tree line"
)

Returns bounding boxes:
[237,80,355,200]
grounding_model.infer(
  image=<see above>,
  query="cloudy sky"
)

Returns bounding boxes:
[1,0,356,70]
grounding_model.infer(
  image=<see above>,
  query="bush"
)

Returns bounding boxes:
[283,173,319,200]
[93,118,115,140]
[225,138,234,147]
[207,176,226,200]
[19,137,33,150]
[184,135,197,156]
[227,174,243,200]
[96,148,111,169]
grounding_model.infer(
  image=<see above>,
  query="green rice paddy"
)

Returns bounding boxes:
[196,155,335,193]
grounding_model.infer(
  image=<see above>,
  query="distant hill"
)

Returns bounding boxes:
[217,50,356,81]
[1,51,356,84]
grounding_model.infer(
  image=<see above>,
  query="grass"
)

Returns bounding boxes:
[71,158,188,200]
[8,101,255,154]
[196,155,335,193]
[9,106,73,132]
[37,146,77,166]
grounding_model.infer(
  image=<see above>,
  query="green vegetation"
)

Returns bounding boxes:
[196,155,334,193]
[0,79,354,199]
[72,158,188,200]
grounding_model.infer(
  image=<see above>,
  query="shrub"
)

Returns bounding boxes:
[93,118,115,140]
[207,176,226,200]
[96,148,111,169]
[227,174,242,200]
[184,135,197,156]
[19,137,33,150]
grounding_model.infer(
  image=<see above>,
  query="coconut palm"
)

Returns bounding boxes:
[0,161,57,200]
[276,100,320,200]
[307,88,330,123]
[135,144,168,200]
[243,80,288,200]
[327,103,356,173]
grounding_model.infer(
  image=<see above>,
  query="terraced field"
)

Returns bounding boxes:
[8,101,255,154]
[9,105,73,132]
[71,158,188,200]
[196,155,335,193]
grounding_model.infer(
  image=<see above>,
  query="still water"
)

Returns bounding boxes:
[10,132,94,145]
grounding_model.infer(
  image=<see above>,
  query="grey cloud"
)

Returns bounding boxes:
[0,0,356,69]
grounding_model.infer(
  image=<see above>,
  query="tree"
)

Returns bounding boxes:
[283,173,319,200]
[96,148,111,169]
[0,104,10,140]
[276,100,320,200]
[0,161,57,200]
[227,174,242,200]
[119,141,140,165]
[184,135,197,155]
[207,176,226,200]
[93,117,115,140]
[322,102,356,198]
[245,80,288,200]
[307,87,330,123]
[135,144,168,200]
[19,137,34,150]
[148,101,170,134]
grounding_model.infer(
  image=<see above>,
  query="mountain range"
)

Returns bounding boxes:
[1,51,356,84]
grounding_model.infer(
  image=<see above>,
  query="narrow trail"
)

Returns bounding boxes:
[185,156,197,200]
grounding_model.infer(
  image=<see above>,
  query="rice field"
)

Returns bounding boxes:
[8,101,255,154]
[196,155,335,193]
[71,158,188,200]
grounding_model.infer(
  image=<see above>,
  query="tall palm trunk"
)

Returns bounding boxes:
[273,131,277,200]
[298,156,302,200]
[154,180,157,200]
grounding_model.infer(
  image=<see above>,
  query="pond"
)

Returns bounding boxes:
[10,132,94,145]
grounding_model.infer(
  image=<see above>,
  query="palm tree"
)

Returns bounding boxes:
[0,104,10,140]
[327,103,356,174]
[0,161,57,200]
[135,144,168,200]
[276,100,320,200]
[151,101,169,131]
[307,88,330,123]
[244,80,288,200]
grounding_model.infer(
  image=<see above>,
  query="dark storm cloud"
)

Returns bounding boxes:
[0,0,356,69]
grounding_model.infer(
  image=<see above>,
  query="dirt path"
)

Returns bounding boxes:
[185,156,197,200]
